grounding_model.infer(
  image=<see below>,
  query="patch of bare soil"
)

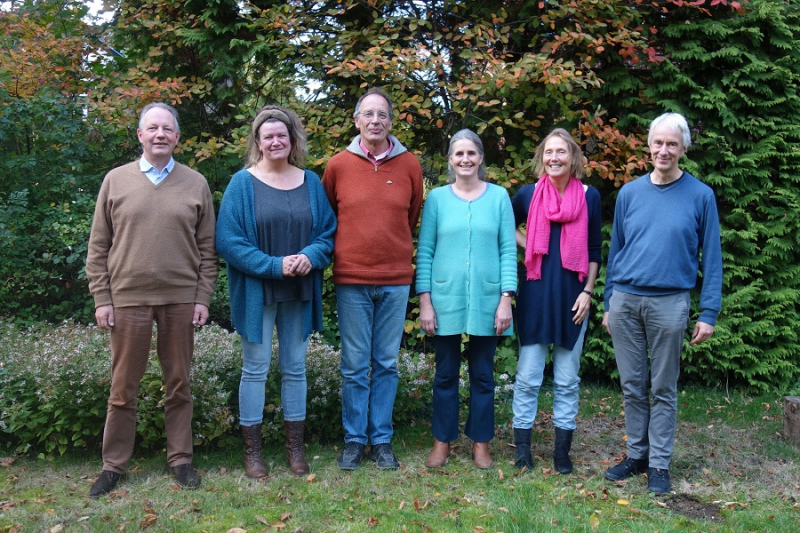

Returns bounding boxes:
[665,494,721,521]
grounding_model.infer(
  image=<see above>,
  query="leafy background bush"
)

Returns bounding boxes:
[2,0,799,400]
[1,321,442,455]
[0,321,239,455]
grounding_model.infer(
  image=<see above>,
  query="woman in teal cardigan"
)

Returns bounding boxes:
[416,129,517,469]
[216,106,336,479]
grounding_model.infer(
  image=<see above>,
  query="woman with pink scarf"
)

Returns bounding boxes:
[510,129,601,474]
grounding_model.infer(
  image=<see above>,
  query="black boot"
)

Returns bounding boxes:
[513,427,533,471]
[553,427,574,474]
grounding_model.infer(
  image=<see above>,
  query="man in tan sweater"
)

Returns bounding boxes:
[85,103,218,497]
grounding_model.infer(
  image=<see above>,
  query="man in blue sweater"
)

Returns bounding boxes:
[602,112,723,495]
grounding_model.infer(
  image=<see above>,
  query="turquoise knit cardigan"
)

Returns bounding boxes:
[216,169,336,343]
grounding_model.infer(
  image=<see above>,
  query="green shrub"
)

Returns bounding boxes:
[0,320,239,455]
[0,320,441,454]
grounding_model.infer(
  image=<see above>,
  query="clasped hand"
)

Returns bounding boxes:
[282,254,311,277]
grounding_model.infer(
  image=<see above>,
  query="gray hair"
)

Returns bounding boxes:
[447,129,488,182]
[139,103,180,134]
[648,112,692,148]
[353,87,394,120]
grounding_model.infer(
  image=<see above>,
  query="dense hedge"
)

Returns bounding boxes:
[0,321,442,455]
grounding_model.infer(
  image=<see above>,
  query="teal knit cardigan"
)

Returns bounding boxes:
[216,169,336,343]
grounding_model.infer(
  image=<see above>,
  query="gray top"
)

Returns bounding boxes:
[253,175,312,304]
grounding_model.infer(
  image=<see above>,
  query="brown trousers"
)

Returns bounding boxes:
[101,303,195,473]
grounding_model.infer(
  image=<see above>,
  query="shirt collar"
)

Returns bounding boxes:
[359,138,393,165]
[139,156,175,174]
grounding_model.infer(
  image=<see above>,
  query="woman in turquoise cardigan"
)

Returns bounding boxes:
[416,129,517,469]
[216,106,336,479]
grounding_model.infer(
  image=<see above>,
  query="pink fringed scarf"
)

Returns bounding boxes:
[524,175,589,281]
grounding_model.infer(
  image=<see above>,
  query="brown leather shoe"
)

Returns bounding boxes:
[241,424,268,478]
[472,441,493,469]
[284,420,310,476]
[426,439,450,468]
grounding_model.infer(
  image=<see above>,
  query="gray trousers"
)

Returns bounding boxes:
[607,291,690,469]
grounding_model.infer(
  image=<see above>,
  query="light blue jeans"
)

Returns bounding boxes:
[336,284,409,446]
[512,319,588,431]
[607,291,689,469]
[239,300,308,425]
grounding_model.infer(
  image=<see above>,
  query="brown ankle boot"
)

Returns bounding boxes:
[284,420,310,476]
[426,439,450,468]
[472,441,493,469]
[241,424,268,478]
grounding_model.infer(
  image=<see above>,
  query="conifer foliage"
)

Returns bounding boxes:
[1,0,798,390]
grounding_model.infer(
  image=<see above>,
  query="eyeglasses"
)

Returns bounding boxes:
[359,110,391,121]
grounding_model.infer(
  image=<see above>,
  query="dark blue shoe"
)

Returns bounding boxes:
[647,468,671,495]
[604,456,649,481]
[337,442,366,470]
[369,443,400,470]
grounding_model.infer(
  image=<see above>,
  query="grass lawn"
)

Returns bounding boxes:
[1,384,798,532]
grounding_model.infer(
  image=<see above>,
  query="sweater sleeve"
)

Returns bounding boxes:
[194,180,219,307]
[697,191,723,325]
[408,159,424,233]
[587,186,602,265]
[215,171,284,280]
[85,174,114,308]
[499,189,518,293]
[603,186,628,311]
[415,190,438,294]
[511,184,533,227]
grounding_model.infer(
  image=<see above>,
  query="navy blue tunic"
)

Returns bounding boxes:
[511,183,602,349]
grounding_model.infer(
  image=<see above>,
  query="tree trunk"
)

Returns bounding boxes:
[784,397,800,444]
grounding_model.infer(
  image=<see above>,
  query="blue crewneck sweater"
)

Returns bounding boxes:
[603,172,723,325]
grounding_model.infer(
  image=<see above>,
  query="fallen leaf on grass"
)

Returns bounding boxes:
[0,457,16,467]
[655,501,667,508]
[498,507,509,513]
[270,521,286,529]
[414,497,421,512]
[498,468,504,480]
[256,516,269,525]
[472,527,486,533]
[47,526,64,533]
[367,517,379,527]
[139,514,157,530]
[589,514,600,529]
[617,499,630,506]
[226,528,247,533]
[398,501,405,510]
[280,511,291,521]
[0,501,16,511]
[305,473,316,483]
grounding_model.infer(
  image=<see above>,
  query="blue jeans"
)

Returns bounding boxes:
[607,291,689,469]
[239,300,308,425]
[336,284,409,446]
[432,335,497,443]
[512,319,588,431]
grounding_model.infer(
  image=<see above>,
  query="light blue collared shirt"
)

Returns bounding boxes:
[139,156,176,184]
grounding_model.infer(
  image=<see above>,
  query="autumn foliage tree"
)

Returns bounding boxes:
[2,0,798,391]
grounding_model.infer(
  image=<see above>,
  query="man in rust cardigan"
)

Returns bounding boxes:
[85,103,218,497]
[323,88,424,470]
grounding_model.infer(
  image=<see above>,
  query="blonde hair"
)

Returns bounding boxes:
[532,128,584,179]
[245,105,307,167]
